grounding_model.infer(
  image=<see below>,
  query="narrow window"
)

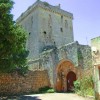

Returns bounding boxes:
[54,41,55,45]
[61,15,63,24]
[43,31,46,34]
[29,32,31,35]
[60,28,63,32]
[65,20,68,28]
[31,16,33,23]
[42,18,46,29]
[48,14,52,25]
[61,15,63,19]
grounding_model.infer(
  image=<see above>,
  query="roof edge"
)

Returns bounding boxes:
[16,0,73,23]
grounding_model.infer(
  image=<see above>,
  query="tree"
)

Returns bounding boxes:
[0,0,29,73]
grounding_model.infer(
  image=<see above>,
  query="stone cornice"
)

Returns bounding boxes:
[16,1,73,23]
[38,5,73,18]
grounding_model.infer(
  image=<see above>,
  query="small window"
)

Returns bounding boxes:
[31,16,33,23]
[61,15,63,19]
[65,20,68,28]
[43,31,46,34]
[61,16,63,23]
[29,32,31,35]
[60,28,63,32]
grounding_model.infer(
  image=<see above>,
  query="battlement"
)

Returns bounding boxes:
[16,0,73,23]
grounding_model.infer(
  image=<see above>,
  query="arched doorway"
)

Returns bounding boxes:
[56,59,76,92]
[67,71,76,91]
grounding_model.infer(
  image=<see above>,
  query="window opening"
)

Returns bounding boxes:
[43,31,46,34]
[65,20,68,28]
[29,32,31,35]
[61,15,63,24]
[60,28,63,32]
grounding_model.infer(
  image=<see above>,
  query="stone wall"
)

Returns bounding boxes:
[28,49,56,87]
[57,41,79,66]
[28,41,92,88]
[0,70,50,95]
[38,6,74,49]
[91,36,100,100]
[78,44,92,69]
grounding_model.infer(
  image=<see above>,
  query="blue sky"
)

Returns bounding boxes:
[11,0,100,45]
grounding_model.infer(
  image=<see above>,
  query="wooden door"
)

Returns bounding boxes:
[67,71,76,91]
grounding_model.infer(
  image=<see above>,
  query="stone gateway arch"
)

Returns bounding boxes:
[56,59,77,92]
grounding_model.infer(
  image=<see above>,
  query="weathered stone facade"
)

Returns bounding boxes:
[17,0,74,59]
[0,70,50,95]
[28,41,92,91]
[91,36,100,100]
[17,0,92,92]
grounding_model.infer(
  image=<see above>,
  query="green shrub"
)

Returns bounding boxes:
[74,80,80,92]
[47,89,55,93]
[39,86,55,93]
[39,86,50,93]
[74,75,94,96]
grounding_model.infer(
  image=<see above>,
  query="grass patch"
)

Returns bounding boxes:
[47,89,55,93]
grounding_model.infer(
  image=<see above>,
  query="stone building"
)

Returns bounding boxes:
[17,0,92,92]
[91,36,100,100]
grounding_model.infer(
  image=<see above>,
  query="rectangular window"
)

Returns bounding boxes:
[65,20,68,28]
[60,28,63,32]
[61,15,63,24]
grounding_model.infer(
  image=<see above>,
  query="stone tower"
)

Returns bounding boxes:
[17,0,74,59]
[17,1,92,91]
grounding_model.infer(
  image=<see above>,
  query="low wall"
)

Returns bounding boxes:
[0,70,50,95]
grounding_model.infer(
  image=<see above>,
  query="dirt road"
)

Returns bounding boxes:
[18,93,94,100]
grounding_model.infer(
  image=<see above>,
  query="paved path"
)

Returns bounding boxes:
[18,93,94,100]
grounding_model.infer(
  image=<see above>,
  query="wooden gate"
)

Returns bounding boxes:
[67,71,76,91]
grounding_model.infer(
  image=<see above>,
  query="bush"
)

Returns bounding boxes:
[39,86,50,93]
[39,86,55,93]
[74,80,80,92]
[47,89,55,93]
[74,75,94,96]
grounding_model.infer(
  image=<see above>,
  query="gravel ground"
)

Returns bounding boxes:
[0,93,94,100]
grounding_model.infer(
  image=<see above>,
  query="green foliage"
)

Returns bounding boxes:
[39,86,50,93]
[47,89,55,93]
[39,86,55,93]
[0,0,29,73]
[78,49,83,59]
[74,80,80,92]
[74,75,94,96]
